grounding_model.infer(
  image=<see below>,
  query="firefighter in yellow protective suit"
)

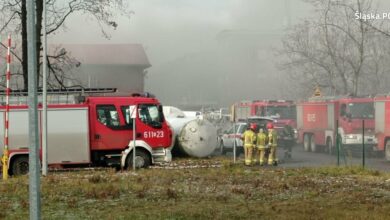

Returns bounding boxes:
[267,122,278,166]
[241,123,257,166]
[256,128,267,166]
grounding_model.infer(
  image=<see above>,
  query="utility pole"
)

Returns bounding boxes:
[27,0,41,219]
[42,0,48,176]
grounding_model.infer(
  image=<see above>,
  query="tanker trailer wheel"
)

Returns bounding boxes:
[310,134,317,152]
[127,150,151,169]
[326,137,333,155]
[11,156,29,176]
[303,134,311,152]
[385,140,390,161]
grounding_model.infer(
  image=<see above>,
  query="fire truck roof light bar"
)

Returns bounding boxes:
[0,88,117,96]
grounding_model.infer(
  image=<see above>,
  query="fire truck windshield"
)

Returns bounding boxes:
[345,102,374,119]
[139,104,164,128]
[262,106,296,119]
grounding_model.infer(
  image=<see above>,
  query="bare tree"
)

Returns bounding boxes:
[0,0,131,90]
[279,0,390,96]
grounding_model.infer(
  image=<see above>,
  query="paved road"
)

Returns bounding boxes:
[224,145,390,172]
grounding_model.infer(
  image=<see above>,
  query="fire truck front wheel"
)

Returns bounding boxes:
[385,140,390,161]
[126,149,151,169]
[303,134,311,152]
[11,156,29,176]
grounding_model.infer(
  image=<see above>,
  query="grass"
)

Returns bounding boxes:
[1,158,390,219]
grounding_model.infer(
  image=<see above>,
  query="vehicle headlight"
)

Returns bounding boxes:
[346,135,357,139]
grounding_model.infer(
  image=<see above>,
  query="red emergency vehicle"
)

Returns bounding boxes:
[297,96,376,154]
[374,96,390,161]
[233,100,296,126]
[232,100,297,157]
[0,89,173,175]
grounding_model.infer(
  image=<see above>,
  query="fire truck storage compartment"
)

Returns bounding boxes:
[375,101,385,134]
[0,107,90,164]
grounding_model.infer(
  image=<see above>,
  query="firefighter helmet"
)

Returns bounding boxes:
[266,122,274,129]
[250,123,257,130]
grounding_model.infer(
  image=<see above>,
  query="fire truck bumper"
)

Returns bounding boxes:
[342,134,377,145]
[152,147,172,163]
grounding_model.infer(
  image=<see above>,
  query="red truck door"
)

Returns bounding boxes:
[136,104,171,148]
[90,104,132,150]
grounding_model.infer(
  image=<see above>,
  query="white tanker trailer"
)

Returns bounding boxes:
[163,106,217,158]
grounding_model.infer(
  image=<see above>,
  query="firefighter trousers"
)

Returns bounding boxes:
[252,148,258,165]
[268,146,277,165]
[244,145,253,165]
[258,147,266,166]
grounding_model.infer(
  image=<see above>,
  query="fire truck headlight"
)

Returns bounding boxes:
[293,129,298,139]
[346,135,357,139]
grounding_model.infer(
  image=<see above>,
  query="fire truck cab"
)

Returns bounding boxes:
[0,91,173,175]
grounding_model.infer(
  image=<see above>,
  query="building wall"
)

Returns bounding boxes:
[73,64,145,94]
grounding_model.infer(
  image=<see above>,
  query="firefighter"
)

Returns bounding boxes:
[241,123,257,166]
[267,122,278,166]
[252,125,259,165]
[256,128,267,166]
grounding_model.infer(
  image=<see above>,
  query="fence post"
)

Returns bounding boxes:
[336,119,340,166]
[362,120,365,168]
[233,123,236,163]
[2,35,11,180]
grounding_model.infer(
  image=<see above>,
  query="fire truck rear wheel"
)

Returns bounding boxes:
[11,156,29,176]
[303,134,311,152]
[385,140,390,161]
[310,135,317,152]
[127,150,151,169]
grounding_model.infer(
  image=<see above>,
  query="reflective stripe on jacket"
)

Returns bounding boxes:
[256,132,267,148]
[268,129,278,147]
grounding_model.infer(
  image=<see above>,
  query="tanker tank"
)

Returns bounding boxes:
[163,106,217,158]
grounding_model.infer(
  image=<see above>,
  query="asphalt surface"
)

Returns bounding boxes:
[224,145,390,172]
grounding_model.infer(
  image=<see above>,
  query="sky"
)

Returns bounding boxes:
[51,0,390,108]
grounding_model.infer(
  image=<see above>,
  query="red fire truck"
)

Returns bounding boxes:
[233,100,297,126]
[232,100,297,157]
[0,89,173,175]
[297,96,376,154]
[374,96,390,161]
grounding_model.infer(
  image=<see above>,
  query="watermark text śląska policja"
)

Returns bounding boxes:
[355,11,390,21]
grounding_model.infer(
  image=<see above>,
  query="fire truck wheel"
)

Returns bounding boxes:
[127,150,151,169]
[303,134,311,152]
[385,140,390,161]
[326,138,333,155]
[11,156,29,176]
[310,135,317,152]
